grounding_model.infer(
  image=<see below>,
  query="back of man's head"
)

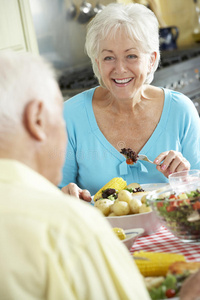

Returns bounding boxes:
[0,51,67,185]
[0,51,57,131]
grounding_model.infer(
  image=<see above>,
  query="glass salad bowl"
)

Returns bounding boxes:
[168,169,200,194]
[146,186,200,243]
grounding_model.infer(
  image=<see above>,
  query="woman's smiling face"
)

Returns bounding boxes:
[96,30,153,100]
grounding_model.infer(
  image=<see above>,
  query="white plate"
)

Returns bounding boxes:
[141,182,169,193]
[122,228,144,250]
[132,183,169,201]
[163,298,179,300]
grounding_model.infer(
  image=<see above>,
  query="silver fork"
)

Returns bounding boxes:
[138,154,155,164]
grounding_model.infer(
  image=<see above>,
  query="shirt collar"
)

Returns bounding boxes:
[0,159,60,194]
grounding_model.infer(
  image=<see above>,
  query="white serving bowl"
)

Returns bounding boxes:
[122,228,144,250]
[107,211,161,236]
[93,183,168,236]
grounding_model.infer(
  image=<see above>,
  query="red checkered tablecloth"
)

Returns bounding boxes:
[130,226,200,261]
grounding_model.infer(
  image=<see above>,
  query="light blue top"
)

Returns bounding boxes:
[60,87,200,195]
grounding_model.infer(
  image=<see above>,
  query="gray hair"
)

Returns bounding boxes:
[85,3,160,86]
[0,51,59,132]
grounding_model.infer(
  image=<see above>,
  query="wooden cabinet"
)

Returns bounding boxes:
[158,0,195,46]
[0,0,38,53]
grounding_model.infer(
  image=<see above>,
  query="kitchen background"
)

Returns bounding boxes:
[0,0,200,113]
[29,0,199,72]
[29,0,113,73]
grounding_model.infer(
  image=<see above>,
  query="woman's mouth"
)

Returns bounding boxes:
[113,77,133,84]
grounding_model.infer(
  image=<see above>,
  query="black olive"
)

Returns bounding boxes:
[102,188,117,198]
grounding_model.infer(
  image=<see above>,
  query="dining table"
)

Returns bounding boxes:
[130,225,200,261]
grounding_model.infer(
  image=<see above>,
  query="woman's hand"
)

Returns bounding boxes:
[154,150,190,178]
[61,183,92,202]
[179,270,200,300]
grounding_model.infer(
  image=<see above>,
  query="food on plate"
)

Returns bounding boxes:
[147,272,188,299]
[144,276,165,291]
[94,199,114,216]
[126,182,149,198]
[168,260,200,275]
[148,189,200,240]
[118,189,132,203]
[93,177,127,201]
[132,251,186,277]
[112,227,126,240]
[94,178,152,217]
[138,203,152,213]
[141,194,150,204]
[126,182,141,189]
[133,251,200,300]
[146,260,200,300]
[120,147,139,165]
[129,197,142,213]
[111,200,130,216]
[102,188,118,199]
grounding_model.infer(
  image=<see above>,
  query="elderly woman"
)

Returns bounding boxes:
[60,3,200,200]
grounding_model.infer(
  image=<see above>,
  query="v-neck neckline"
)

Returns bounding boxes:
[85,87,170,160]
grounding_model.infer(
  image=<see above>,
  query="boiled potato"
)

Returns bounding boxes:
[139,204,152,213]
[129,197,142,214]
[112,200,130,216]
[108,212,116,217]
[109,202,115,213]
[118,190,132,204]
[94,199,114,216]
[141,194,147,204]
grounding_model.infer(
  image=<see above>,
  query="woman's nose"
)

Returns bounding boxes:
[114,59,127,73]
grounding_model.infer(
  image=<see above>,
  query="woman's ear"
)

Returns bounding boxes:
[149,52,157,71]
[23,100,46,141]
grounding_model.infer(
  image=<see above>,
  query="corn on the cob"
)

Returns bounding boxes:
[93,177,127,201]
[112,227,126,240]
[133,251,186,277]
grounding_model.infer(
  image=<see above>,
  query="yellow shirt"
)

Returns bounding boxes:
[0,159,150,300]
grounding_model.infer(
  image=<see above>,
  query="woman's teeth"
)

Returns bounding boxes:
[114,78,132,84]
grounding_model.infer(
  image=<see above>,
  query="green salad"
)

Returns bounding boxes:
[149,272,189,300]
[149,189,200,240]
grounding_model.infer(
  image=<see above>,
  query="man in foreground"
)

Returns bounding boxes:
[0,51,151,300]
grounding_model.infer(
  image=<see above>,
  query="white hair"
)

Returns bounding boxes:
[85,3,160,86]
[0,51,59,132]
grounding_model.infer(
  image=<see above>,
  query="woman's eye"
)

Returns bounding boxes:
[104,56,114,61]
[127,54,137,59]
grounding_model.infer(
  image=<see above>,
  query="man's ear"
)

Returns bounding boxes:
[24,100,46,141]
